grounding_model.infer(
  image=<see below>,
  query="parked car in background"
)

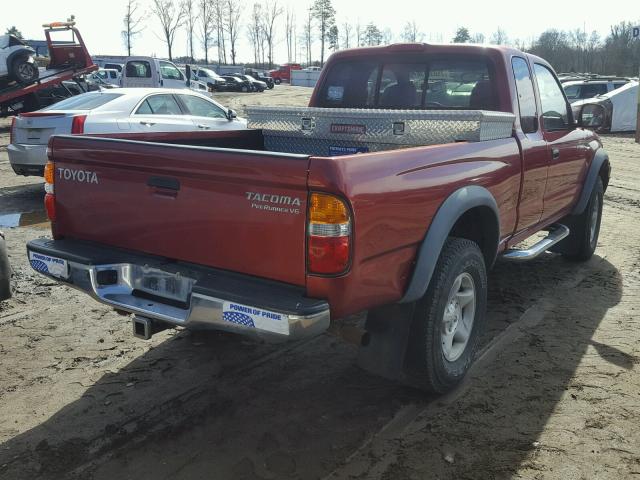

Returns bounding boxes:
[120,57,207,91]
[563,78,630,103]
[93,68,120,86]
[244,69,274,89]
[239,74,267,92]
[8,88,246,176]
[0,34,39,85]
[86,72,119,90]
[193,67,227,91]
[268,63,302,84]
[221,75,253,92]
[0,232,10,301]
[571,80,638,132]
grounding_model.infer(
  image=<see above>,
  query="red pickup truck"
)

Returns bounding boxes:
[268,63,302,84]
[27,44,609,393]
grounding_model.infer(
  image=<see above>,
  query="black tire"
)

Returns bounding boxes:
[11,57,39,84]
[404,237,487,393]
[0,238,11,301]
[241,85,249,92]
[557,177,603,261]
[274,78,281,85]
[268,84,274,89]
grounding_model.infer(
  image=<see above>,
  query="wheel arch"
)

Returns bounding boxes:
[572,147,610,215]
[400,185,500,304]
[7,49,34,70]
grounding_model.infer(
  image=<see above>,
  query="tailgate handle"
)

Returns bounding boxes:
[147,176,180,191]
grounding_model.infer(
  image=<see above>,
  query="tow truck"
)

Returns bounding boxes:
[0,22,97,117]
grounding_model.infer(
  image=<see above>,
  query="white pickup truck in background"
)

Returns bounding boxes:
[120,57,207,92]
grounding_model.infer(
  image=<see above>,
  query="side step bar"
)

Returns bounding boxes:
[502,224,570,262]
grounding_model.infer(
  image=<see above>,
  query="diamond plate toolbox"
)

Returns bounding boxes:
[246,106,515,156]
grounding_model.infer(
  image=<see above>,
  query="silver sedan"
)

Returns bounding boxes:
[8,88,246,176]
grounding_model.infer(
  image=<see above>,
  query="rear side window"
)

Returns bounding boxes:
[42,93,123,111]
[534,64,569,131]
[135,94,183,115]
[511,57,537,133]
[179,95,227,118]
[581,84,607,98]
[159,61,183,80]
[318,57,495,110]
[126,61,151,78]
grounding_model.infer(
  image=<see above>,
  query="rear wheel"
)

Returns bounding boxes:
[404,237,487,393]
[11,57,39,84]
[241,85,249,92]
[274,78,281,85]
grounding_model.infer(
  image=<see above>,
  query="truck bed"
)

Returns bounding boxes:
[47,127,522,318]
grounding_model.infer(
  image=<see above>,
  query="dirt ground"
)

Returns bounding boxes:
[0,86,639,480]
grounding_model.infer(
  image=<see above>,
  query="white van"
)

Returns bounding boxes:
[120,57,207,91]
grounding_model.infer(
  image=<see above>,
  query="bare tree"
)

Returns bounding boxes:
[262,0,283,68]
[490,27,508,45]
[382,28,393,45]
[183,0,198,61]
[224,0,242,65]
[341,22,352,49]
[122,0,145,56]
[303,8,313,65]
[213,0,226,63]
[402,21,423,42]
[198,0,216,64]
[285,7,296,62]
[470,32,485,44]
[247,3,262,65]
[311,0,336,65]
[356,20,362,47]
[152,0,185,60]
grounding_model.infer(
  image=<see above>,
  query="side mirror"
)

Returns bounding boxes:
[227,109,237,120]
[577,103,605,130]
[185,64,191,87]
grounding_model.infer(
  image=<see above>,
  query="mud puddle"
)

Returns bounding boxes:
[0,210,48,228]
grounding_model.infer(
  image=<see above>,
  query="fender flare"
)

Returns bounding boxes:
[400,185,499,304]
[572,148,610,215]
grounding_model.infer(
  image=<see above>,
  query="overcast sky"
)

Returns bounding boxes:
[3,0,638,64]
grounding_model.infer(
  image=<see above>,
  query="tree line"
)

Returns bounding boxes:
[8,0,639,76]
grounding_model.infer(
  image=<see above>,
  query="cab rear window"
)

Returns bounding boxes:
[317,56,496,110]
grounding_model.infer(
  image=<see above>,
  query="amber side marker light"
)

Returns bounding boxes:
[44,158,56,221]
[307,193,351,275]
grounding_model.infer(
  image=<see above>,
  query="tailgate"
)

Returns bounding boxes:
[50,135,310,286]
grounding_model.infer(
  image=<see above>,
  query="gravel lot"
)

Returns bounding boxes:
[0,86,639,479]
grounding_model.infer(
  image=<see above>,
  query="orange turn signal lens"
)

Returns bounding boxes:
[44,162,55,185]
[309,193,349,224]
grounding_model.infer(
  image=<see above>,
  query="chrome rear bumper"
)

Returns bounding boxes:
[27,238,330,341]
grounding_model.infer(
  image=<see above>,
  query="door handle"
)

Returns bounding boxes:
[196,124,210,129]
[140,121,156,127]
[551,148,560,160]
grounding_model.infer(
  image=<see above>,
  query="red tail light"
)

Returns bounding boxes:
[44,193,56,222]
[9,117,16,144]
[71,115,87,134]
[307,193,352,275]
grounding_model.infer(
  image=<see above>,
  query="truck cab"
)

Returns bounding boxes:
[120,57,205,91]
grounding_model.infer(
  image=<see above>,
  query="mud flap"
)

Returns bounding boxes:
[357,303,415,382]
